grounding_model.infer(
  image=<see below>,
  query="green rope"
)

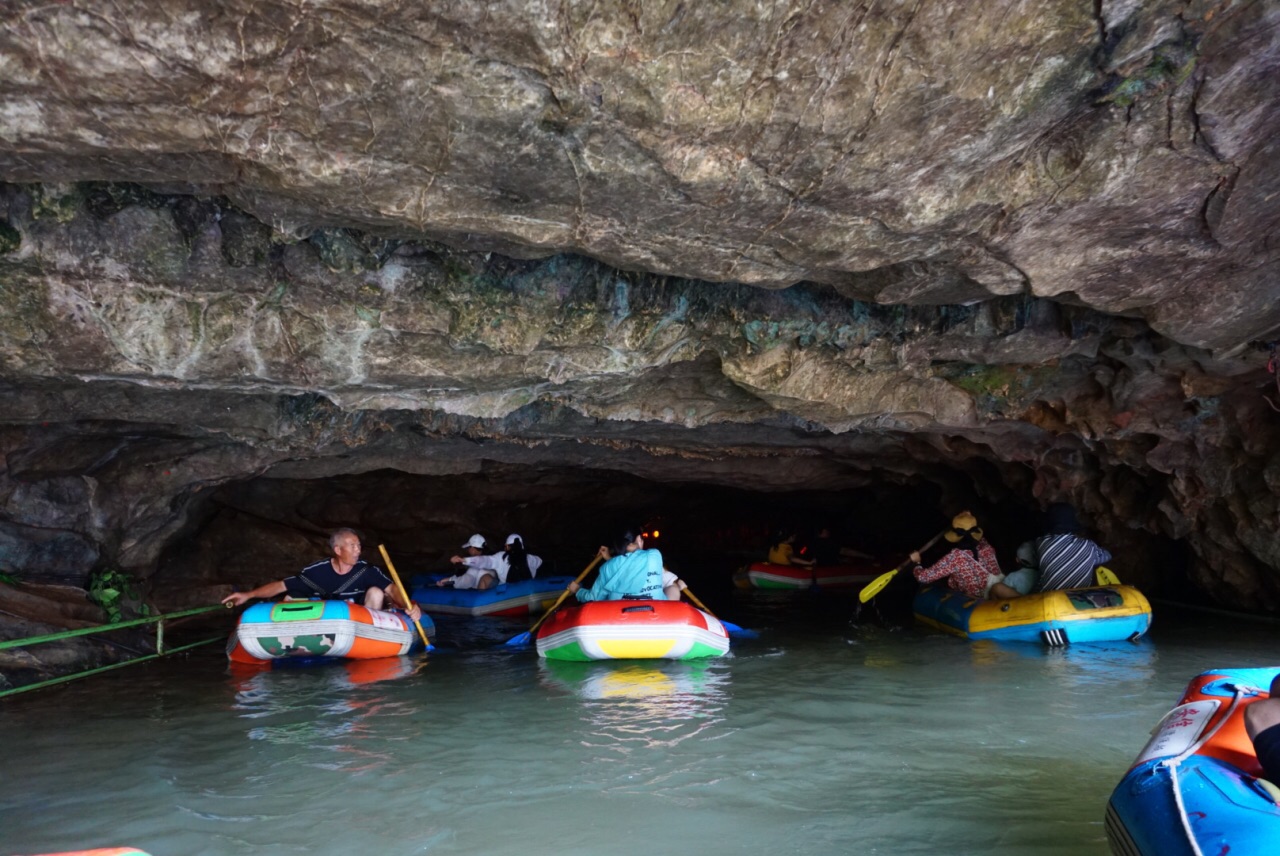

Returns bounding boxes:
[0,635,225,699]
[0,604,226,650]
[0,604,232,699]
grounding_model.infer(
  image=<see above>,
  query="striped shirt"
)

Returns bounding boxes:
[1032,534,1111,592]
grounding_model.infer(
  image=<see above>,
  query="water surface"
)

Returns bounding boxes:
[2,589,1274,856]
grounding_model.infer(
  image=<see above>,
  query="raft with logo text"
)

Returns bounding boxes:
[912,584,1152,645]
[535,599,730,661]
[227,600,432,663]
[1105,667,1280,856]
[410,575,573,616]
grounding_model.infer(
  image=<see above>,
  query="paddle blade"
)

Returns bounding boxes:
[503,631,533,648]
[721,621,759,640]
[1096,566,1121,586]
[858,569,899,603]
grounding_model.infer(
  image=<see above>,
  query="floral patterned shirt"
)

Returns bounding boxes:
[912,541,1002,599]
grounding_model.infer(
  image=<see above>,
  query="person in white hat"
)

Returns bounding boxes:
[439,534,498,590]
[497,534,543,584]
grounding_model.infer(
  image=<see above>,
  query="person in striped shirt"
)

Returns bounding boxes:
[1031,503,1112,592]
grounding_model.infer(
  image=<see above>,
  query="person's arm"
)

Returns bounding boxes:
[222,579,287,607]
[569,550,612,602]
[911,551,957,584]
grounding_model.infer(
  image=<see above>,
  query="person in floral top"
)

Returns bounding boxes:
[910,512,1021,600]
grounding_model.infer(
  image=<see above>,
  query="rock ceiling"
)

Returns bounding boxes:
[0,1,1278,616]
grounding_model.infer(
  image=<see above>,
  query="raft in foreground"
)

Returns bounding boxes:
[227,600,431,663]
[913,584,1152,645]
[410,575,572,616]
[743,561,882,590]
[535,600,730,661]
[1106,667,1280,856]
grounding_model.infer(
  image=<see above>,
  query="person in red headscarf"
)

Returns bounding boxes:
[910,511,1021,600]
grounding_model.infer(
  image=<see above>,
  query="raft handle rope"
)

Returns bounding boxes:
[1159,682,1261,856]
[0,603,229,700]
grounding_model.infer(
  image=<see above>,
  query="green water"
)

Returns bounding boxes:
[1,591,1274,856]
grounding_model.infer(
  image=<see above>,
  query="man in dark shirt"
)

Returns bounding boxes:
[222,528,422,621]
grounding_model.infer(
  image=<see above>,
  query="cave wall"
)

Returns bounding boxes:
[0,0,1278,665]
[0,185,1276,619]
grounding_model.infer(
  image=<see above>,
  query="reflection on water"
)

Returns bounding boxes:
[227,657,424,774]
[538,659,731,751]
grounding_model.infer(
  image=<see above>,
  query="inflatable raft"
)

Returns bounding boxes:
[227,600,431,664]
[1106,667,1280,856]
[913,584,1152,645]
[410,575,572,616]
[744,561,881,590]
[535,600,730,661]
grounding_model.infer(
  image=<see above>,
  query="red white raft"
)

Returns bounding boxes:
[535,600,730,661]
[744,561,882,590]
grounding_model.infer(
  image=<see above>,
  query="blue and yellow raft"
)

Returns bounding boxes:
[913,584,1152,645]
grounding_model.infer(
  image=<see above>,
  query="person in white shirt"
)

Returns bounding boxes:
[439,533,497,590]
[662,568,687,601]
[497,534,543,584]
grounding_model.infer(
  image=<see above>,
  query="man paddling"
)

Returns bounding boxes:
[222,528,422,621]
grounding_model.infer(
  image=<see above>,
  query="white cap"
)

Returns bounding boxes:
[506,533,522,546]
[462,534,486,549]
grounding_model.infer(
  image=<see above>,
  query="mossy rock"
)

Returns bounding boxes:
[0,219,20,254]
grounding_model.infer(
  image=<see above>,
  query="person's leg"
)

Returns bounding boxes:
[363,587,387,610]
[477,573,495,590]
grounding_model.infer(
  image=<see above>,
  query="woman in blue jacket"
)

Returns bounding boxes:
[567,527,664,602]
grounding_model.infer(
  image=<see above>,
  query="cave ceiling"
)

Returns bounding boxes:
[0,0,1279,611]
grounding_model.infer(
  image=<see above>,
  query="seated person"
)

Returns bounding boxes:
[911,512,1021,600]
[497,534,543,584]
[767,531,814,567]
[567,527,664,602]
[1032,503,1112,592]
[809,527,841,567]
[221,528,421,621]
[662,568,687,601]
[443,533,498,590]
[1245,673,1280,783]
[1002,541,1039,595]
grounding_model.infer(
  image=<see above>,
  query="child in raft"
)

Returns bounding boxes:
[910,511,1022,600]
[567,527,664,602]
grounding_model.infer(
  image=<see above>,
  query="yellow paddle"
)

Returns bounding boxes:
[858,529,949,603]
[504,555,603,647]
[378,544,430,649]
[1095,566,1121,586]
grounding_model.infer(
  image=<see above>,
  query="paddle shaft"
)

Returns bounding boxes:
[858,528,950,603]
[523,555,602,639]
[679,585,715,616]
[378,544,430,649]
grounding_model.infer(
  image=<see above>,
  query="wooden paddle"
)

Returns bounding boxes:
[1095,566,1121,586]
[680,584,758,639]
[377,544,431,650]
[858,529,950,603]
[503,555,602,647]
